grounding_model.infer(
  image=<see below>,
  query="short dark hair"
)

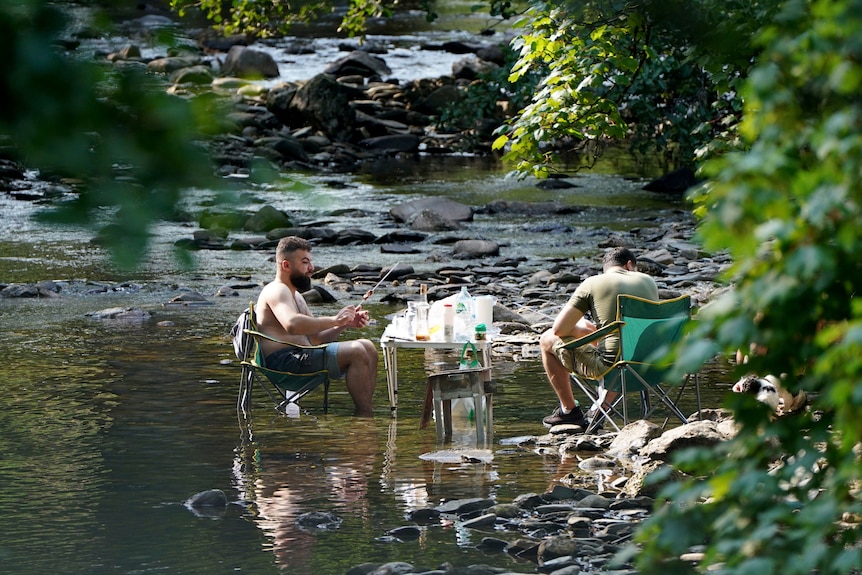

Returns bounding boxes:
[602,247,637,271]
[276,236,311,263]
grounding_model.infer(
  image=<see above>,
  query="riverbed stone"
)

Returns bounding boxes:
[639,419,726,462]
[390,197,473,223]
[290,74,359,142]
[295,510,342,530]
[411,84,462,115]
[324,50,392,78]
[368,562,415,575]
[147,55,201,73]
[607,420,663,460]
[221,45,279,79]
[170,65,214,85]
[86,306,151,320]
[185,488,227,508]
[436,497,495,515]
[452,239,499,259]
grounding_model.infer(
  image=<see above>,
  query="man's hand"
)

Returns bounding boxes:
[350,306,370,328]
[334,305,369,329]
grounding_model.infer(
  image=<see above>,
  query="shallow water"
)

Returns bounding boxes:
[1,10,722,570]
[0,153,731,575]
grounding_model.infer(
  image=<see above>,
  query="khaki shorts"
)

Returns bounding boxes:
[553,339,613,381]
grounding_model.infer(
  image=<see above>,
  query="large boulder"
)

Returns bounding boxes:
[221,45,279,79]
[147,56,202,74]
[452,56,499,80]
[244,205,292,233]
[643,166,702,195]
[410,209,461,232]
[170,65,214,85]
[324,50,392,78]
[390,197,473,223]
[638,420,726,463]
[452,239,500,259]
[289,74,359,142]
[265,83,299,125]
[358,134,420,154]
[606,419,664,463]
[411,84,462,116]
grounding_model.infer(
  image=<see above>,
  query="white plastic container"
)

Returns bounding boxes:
[443,303,455,341]
[474,295,495,328]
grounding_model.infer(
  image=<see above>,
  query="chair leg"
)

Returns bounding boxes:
[640,390,651,419]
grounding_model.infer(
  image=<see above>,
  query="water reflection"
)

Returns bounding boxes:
[0,147,735,574]
[233,418,378,571]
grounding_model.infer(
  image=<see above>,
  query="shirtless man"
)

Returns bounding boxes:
[255,236,378,416]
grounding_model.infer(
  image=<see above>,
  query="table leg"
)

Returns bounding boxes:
[384,345,398,417]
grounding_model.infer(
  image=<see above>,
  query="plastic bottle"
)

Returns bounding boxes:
[454,286,474,340]
[405,302,417,339]
[443,303,455,341]
[474,323,486,341]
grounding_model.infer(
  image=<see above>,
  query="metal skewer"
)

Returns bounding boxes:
[356,262,400,308]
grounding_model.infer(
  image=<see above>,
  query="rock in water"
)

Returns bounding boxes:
[185,489,227,509]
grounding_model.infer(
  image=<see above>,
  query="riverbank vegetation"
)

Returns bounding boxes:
[2,0,861,573]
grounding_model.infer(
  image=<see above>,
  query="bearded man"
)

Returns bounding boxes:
[255,236,378,416]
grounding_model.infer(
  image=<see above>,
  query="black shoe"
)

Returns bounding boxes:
[542,406,588,428]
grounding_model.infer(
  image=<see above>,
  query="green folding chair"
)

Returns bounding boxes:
[559,294,701,432]
[235,303,330,417]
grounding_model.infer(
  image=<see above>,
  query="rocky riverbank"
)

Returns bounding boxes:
[336,415,737,575]
[2,7,740,575]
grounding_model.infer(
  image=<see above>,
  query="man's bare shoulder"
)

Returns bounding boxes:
[259,279,291,302]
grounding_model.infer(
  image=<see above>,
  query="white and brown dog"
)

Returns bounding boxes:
[732,374,807,416]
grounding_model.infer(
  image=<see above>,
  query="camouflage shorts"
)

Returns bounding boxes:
[553,339,612,381]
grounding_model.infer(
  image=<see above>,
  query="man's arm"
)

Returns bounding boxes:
[553,303,587,338]
[273,289,369,344]
[262,287,348,340]
[313,307,369,344]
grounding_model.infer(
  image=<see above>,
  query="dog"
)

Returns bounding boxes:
[733,374,782,412]
[732,374,808,416]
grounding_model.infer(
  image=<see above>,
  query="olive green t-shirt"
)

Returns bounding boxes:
[567,268,659,358]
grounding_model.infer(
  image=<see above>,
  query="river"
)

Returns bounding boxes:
[0,6,727,575]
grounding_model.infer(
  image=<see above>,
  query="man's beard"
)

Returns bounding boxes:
[290,270,312,292]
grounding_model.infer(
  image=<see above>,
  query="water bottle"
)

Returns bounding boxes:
[454,286,474,340]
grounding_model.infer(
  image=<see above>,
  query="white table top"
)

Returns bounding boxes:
[380,325,490,348]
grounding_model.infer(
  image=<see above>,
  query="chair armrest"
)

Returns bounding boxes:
[557,320,625,350]
[244,329,329,350]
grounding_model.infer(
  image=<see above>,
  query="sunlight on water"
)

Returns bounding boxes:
[1,130,717,574]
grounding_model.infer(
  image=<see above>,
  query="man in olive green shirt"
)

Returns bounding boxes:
[540,247,659,428]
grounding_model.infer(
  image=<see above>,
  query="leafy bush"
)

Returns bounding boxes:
[634,0,862,573]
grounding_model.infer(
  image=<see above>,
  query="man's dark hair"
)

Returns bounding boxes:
[602,247,637,271]
[276,236,311,263]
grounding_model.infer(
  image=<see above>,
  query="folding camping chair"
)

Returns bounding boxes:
[559,294,701,433]
[235,303,330,417]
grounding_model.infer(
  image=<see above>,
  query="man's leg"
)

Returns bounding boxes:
[337,339,378,416]
[540,329,579,411]
[540,318,597,411]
